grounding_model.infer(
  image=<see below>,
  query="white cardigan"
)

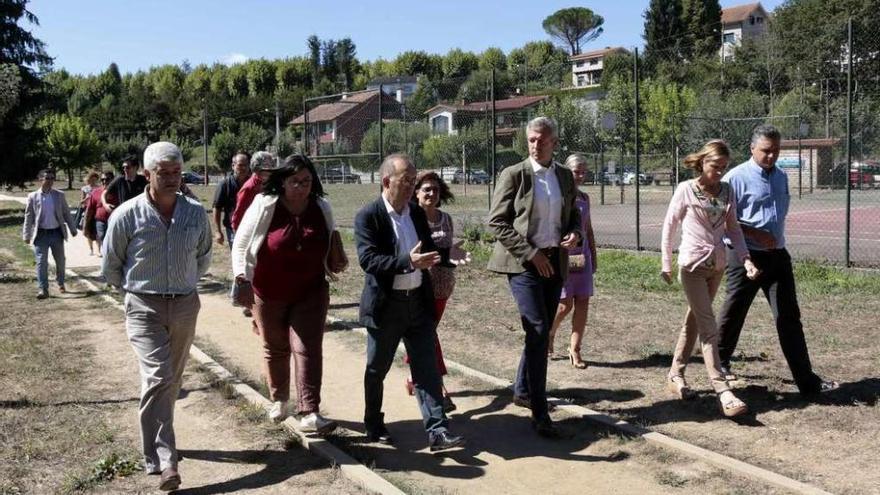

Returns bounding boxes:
[231,193,337,282]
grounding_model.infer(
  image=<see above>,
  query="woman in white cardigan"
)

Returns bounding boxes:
[232,155,347,433]
[660,140,759,418]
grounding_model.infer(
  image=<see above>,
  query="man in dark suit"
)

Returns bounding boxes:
[488,117,583,437]
[354,153,465,452]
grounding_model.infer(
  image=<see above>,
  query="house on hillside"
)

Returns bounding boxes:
[289,89,402,155]
[425,95,548,146]
[720,2,770,60]
[569,47,628,88]
[366,75,418,102]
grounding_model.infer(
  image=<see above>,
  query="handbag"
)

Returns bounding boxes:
[568,253,586,273]
[74,206,85,231]
[231,278,254,309]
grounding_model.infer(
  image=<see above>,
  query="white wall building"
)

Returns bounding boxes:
[720,2,770,60]
[569,47,628,88]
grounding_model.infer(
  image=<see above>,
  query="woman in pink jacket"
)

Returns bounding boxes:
[660,140,759,418]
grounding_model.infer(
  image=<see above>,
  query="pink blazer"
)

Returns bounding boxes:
[661,180,748,273]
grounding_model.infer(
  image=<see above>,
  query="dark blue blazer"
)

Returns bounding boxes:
[354,197,437,329]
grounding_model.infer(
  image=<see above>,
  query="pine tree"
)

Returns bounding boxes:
[681,0,722,59]
[643,0,685,70]
[0,0,53,186]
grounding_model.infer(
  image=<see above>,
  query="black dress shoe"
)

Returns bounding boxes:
[513,395,557,412]
[532,418,561,439]
[802,379,840,398]
[442,396,457,413]
[365,425,393,445]
[159,467,181,491]
[428,430,465,452]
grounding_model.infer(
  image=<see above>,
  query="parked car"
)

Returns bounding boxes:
[622,172,652,185]
[182,171,205,184]
[602,172,621,185]
[320,167,361,184]
[452,169,490,185]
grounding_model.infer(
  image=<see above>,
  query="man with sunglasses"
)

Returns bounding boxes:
[101,155,149,214]
[22,169,78,299]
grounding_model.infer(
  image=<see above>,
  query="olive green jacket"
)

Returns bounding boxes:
[487,159,582,278]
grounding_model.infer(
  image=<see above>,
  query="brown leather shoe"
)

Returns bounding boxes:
[159,467,181,491]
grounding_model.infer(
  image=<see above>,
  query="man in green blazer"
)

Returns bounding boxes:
[488,117,583,438]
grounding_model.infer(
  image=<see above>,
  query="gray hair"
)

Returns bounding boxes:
[750,124,781,146]
[250,151,276,172]
[143,142,183,172]
[526,116,558,139]
[379,153,413,180]
[564,153,588,170]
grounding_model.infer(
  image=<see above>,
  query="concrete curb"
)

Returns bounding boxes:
[69,271,405,495]
[326,316,833,495]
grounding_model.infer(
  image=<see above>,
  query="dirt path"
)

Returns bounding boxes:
[4,191,790,495]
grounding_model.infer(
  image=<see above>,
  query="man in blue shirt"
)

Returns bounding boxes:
[102,142,212,492]
[718,125,837,397]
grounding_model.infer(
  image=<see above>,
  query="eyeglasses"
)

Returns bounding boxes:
[285,178,312,188]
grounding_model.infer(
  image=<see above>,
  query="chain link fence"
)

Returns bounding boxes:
[280,18,878,267]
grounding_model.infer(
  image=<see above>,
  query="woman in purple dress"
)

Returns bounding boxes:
[548,154,597,369]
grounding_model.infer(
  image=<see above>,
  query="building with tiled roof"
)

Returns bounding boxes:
[425,95,548,145]
[720,2,770,60]
[289,89,401,154]
[569,47,628,88]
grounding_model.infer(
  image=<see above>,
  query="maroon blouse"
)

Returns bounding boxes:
[252,198,328,303]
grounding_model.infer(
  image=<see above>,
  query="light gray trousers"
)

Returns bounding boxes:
[124,291,200,473]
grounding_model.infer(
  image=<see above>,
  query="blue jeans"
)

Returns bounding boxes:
[509,266,563,421]
[95,220,108,244]
[33,228,65,291]
[364,291,448,435]
[226,226,234,250]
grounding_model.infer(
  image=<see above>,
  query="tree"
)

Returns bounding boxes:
[394,50,442,79]
[210,121,271,169]
[479,47,507,71]
[245,59,276,97]
[0,63,21,121]
[643,0,685,70]
[641,79,696,153]
[321,39,339,85]
[441,48,479,79]
[542,7,604,56]
[40,114,103,189]
[102,134,148,169]
[0,0,53,186]
[336,38,357,90]
[276,57,311,90]
[681,0,722,59]
[307,35,321,87]
[361,120,431,163]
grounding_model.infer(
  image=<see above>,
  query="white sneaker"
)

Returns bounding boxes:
[268,401,288,422]
[300,412,337,435]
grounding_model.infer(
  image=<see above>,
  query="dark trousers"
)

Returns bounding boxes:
[509,265,563,421]
[717,248,822,394]
[364,291,448,435]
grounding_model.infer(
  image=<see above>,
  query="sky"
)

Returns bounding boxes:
[28,0,786,76]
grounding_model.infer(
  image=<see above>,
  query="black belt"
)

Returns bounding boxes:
[132,291,193,300]
[390,287,421,297]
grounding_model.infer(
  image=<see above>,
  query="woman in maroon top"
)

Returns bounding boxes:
[231,156,347,434]
[84,171,114,256]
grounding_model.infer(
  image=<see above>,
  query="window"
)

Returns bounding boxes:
[749,16,755,25]
[723,33,735,44]
[577,75,586,87]
[589,59,599,66]
[576,61,585,68]
[432,115,449,134]
[756,16,763,24]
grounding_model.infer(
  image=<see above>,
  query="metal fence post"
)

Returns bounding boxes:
[490,68,496,208]
[844,17,853,266]
[797,113,803,199]
[378,84,384,162]
[302,99,308,155]
[634,47,641,251]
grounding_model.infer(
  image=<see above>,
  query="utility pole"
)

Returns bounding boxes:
[275,99,281,165]
[202,104,209,185]
[490,68,496,207]
[634,47,641,251]
[845,18,853,266]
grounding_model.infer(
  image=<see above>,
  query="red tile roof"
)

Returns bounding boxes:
[425,95,548,115]
[569,46,628,62]
[721,2,766,24]
[290,90,386,125]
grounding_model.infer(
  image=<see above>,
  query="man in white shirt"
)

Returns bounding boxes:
[354,154,465,452]
[488,117,583,437]
[22,169,77,299]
